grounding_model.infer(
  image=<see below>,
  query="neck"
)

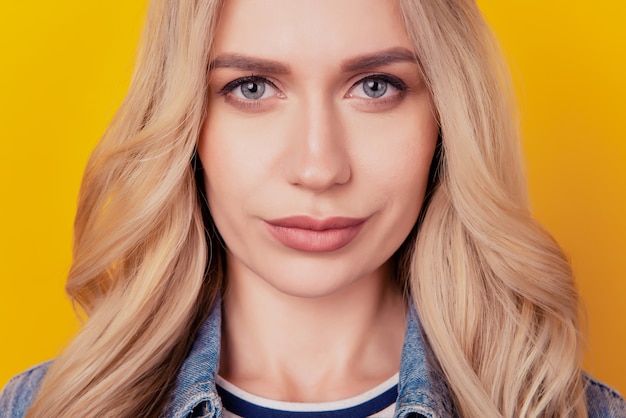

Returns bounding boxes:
[219,257,407,402]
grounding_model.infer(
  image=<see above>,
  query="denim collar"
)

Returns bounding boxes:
[162,303,223,418]
[163,299,456,418]
[395,304,457,417]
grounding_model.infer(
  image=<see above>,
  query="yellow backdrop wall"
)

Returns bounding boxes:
[1,0,625,396]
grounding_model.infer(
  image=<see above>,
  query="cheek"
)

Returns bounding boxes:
[379,145,434,225]
[374,127,437,241]
[197,116,249,226]
[198,112,271,202]
[352,109,438,205]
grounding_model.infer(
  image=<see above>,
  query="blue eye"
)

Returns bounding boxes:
[219,76,278,101]
[362,79,388,98]
[349,75,407,100]
[240,81,266,99]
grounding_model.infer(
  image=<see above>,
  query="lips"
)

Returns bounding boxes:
[264,216,367,252]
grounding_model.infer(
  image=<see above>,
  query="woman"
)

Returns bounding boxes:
[2,0,624,417]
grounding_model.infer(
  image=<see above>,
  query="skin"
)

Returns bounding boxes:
[198,0,439,402]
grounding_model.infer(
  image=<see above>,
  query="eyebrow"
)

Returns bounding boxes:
[209,54,291,74]
[341,47,418,72]
[209,47,418,74]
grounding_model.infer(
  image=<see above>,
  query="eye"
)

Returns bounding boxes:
[348,74,407,100]
[219,76,279,101]
[362,79,387,98]
[237,80,268,100]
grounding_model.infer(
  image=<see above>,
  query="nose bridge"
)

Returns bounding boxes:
[288,92,351,191]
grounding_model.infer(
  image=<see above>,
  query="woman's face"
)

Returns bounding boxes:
[199,0,438,298]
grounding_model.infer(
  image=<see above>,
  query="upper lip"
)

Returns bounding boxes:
[265,216,367,231]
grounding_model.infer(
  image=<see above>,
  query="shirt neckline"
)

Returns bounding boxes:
[215,373,399,417]
[215,372,399,412]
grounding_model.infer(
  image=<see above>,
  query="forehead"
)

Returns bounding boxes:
[212,0,413,64]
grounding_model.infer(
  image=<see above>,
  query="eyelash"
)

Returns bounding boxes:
[216,75,278,110]
[349,74,408,106]
[218,75,277,97]
[217,73,408,110]
[354,74,408,93]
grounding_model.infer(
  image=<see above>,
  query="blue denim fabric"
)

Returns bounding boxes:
[2,302,625,417]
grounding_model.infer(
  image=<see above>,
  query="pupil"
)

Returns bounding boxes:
[246,82,258,93]
[241,80,265,99]
[363,79,387,98]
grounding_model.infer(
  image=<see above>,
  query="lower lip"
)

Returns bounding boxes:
[264,222,365,252]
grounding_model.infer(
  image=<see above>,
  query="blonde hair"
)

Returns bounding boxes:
[400,1,586,416]
[27,0,587,416]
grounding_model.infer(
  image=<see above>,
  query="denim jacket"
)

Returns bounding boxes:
[2,303,625,417]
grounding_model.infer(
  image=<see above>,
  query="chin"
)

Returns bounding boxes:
[263,272,354,299]
[256,258,385,300]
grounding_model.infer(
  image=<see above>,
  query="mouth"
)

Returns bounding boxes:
[264,216,368,252]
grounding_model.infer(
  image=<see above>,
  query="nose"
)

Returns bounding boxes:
[286,98,351,192]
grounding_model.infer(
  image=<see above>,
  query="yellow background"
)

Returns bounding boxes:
[1,0,625,395]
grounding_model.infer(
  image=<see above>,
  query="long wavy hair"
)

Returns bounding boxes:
[26,0,587,416]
